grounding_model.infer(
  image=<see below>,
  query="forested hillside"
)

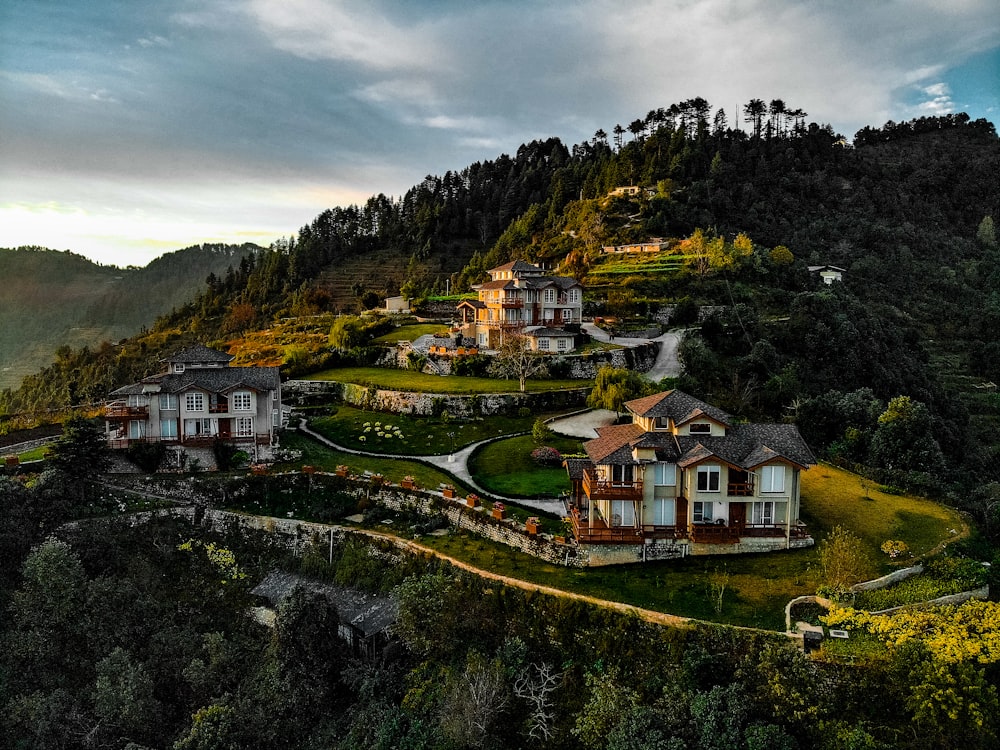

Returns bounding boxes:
[2,107,997,501]
[0,244,262,390]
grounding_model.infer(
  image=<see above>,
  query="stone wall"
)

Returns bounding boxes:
[283,380,590,417]
[850,564,923,592]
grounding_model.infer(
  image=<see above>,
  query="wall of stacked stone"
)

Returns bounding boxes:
[283,380,590,417]
[850,564,924,592]
[653,305,726,325]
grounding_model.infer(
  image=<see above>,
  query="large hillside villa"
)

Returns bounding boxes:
[104,344,281,462]
[456,260,583,352]
[565,390,816,558]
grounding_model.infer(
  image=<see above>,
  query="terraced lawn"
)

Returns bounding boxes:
[469,434,583,497]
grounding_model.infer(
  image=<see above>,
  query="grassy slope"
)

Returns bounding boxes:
[469,434,584,496]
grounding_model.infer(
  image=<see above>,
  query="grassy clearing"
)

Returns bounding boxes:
[469,434,583,497]
[373,324,449,343]
[303,366,591,394]
[306,404,545,455]
[800,462,965,572]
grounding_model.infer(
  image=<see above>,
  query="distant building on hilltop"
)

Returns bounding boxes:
[104,344,281,466]
[807,265,846,284]
[456,260,583,351]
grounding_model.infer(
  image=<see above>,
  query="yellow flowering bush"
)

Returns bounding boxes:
[177,539,247,583]
[822,599,1000,665]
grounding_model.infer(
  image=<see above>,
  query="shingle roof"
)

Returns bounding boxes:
[110,365,280,398]
[526,326,575,338]
[474,279,519,291]
[563,457,593,481]
[489,260,542,274]
[584,423,644,464]
[251,571,398,637]
[625,390,731,427]
[162,344,234,365]
[675,423,815,470]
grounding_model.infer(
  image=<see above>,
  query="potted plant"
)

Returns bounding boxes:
[401,475,415,490]
[442,484,456,499]
[525,516,540,535]
[492,501,506,520]
[466,493,480,508]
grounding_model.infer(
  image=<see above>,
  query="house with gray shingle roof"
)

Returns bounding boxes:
[566,390,815,556]
[456,260,583,351]
[104,344,281,464]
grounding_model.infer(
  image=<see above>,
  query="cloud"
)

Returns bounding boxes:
[914,82,956,116]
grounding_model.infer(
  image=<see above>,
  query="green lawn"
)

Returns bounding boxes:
[469,434,583,497]
[307,404,546,455]
[373,324,449,343]
[800,462,965,575]
[276,432,474,495]
[303,366,592,394]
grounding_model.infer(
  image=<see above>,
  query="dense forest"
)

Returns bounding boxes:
[0,243,262,390]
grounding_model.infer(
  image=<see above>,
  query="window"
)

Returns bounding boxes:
[232,391,252,411]
[693,501,714,523]
[173,363,185,373]
[128,420,146,439]
[689,423,711,434]
[561,308,572,321]
[478,333,488,346]
[653,462,676,486]
[185,392,204,412]
[160,419,178,439]
[752,501,774,525]
[760,465,785,493]
[611,464,634,486]
[557,338,568,351]
[127,394,147,408]
[272,409,280,427]
[696,465,720,492]
[610,499,636,527]
[651,498,676,526]
[567,289,579,303]
[236,417,254,437]
[544,288,555,303]
[655,415,670,430]
[184,418,214,437]
[159,394,178,410]
[537,338,550,351]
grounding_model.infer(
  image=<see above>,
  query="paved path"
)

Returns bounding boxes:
[581,323,683,382]
[299,421,566,515]
[547,409,617,439]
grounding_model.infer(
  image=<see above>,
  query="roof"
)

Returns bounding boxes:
[162,344,234,365]
[625,390,732,427]
[110,364,280,397]
[674,423,816,470]
[525,326,575,338]
[456,299,486,309]
[563,457,593,481]
[807,265,847,273]
[583,390,815,470]
[251,571,398,637]
[489,259,542,274]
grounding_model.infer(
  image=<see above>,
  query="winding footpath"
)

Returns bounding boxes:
[298,420,566,515]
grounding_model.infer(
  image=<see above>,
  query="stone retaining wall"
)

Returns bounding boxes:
[283,380,591,417]
[850,564,923,592]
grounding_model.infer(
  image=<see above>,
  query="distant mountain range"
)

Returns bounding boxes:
[0,243,261,389]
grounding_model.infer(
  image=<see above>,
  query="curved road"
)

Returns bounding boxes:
[582,323,683,382]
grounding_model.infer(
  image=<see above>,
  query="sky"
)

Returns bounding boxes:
[1,1,998,268]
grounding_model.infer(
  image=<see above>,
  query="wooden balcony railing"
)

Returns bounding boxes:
[104,402,149,419]
[582,469,643,501]
[689,523,741,544]
[501,299,523,308]
[570,507,643,544]
[727,481,755,496]
[209,402,230,414]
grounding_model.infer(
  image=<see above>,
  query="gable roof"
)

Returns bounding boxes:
[675,423,816,470]
[251,571,398,637]
[162,344,234,365]
[625,390,732,427]
[489,259,542,274]
[110,364,280,398]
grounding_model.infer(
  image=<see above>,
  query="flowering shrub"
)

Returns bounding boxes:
[881,539,909,558]
[530,446,563,467]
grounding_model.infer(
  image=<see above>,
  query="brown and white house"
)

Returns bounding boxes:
[565,390,816,558]
[104,344,281,462]
[456,260,583,352]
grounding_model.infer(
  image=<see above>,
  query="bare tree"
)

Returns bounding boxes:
[488,331,548,392]
[514,662,564,742]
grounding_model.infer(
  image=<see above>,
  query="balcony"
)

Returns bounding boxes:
[105,401,149,419]
[501,298,523,309]
[209,401,230,414]
[689,522,741,544]
[570,506,644,545]
[727,481,755,496]
[582,469,643,501]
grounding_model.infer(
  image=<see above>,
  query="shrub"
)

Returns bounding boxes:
[532,418,553,445]
[126,442,166,473]
[530,446,562,467]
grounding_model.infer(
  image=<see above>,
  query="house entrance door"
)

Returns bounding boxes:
[730,502,746,531]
